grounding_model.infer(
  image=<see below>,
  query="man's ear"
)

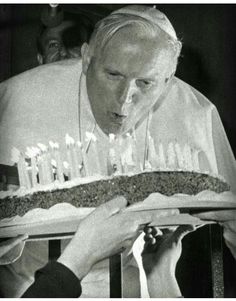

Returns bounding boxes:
[37,53,43,65]
[81,43,91,75]
[165,72,174,84]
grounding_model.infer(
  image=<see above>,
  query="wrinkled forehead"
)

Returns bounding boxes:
[95,26,174,78]
[97,23,172,61]
[101,23,169,52]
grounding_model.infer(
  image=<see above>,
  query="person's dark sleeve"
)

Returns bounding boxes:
[21,261,82,298]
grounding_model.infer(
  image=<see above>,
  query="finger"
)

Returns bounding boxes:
[129,209,180,226]
[144,226,153,234]
[122,238,137,251]
[95,196,128,219]
[193,210,236,222]
[151,227,159,237]
[143,233,153,242]
[0,234,28,257]
[223,228,236,247]
[221,221,236,234]
[172,225,195,243]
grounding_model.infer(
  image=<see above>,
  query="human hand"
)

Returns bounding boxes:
[142,225,195,297]
[0,234,28,265]
[194,210,236,260]
[58,196,179,280]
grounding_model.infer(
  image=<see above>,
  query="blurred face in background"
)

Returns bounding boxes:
[37,20,82,64]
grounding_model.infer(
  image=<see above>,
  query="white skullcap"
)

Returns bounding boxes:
[111,5,177,41]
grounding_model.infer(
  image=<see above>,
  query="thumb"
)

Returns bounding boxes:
[172,225,195,243]
[0,234,28,257]
[96,196,128,219]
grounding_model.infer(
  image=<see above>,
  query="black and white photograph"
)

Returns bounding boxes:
[0,2,236,298]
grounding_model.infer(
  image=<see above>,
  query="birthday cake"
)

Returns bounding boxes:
[0,133,231,221]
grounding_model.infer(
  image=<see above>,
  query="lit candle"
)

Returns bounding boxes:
[49,141,64,183]
[63,161,70,179]
[11,147,31,189]
[51,159,57,180]
[121,134,135,173]
[36,151,45,185]
[192,148,200,171]
[158,142,166,169]
[107,134,122,175]
[65,134,81,180]
[65,134,75,180]
[77,141,88,177]
[25,147,38,187]
[85,132,101,175]
[174,142,184,169]
[147,132,159,169]
[183,144,193,170]
[38,143,53,184]
[167,142,176,169]
[130,131,141,172]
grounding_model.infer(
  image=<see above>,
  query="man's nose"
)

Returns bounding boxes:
[118,81,136,105]
[59,46,68,58]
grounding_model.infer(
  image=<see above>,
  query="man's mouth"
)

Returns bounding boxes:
[110,112,127,123]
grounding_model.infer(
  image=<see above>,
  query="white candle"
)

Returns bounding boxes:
[85,132,101,175]
[37,154,45,184]
[183,143,193,170]
[25,147,38,187]
[107,134,117,175]
[167,142,176,169]
[130,131,141,172]
[49,141,64,183]
[174,142,184,169]
[11,147,31,189]
[77,141,88,177]
[108,133,123,175]
[158,142,166,169]
[71,144,81,178]
[147,132,159,169]
[63,161,70,178]
[65,134,75,180]
[38,143,53,184]
[192,148,200,172]
[121,141,135,173]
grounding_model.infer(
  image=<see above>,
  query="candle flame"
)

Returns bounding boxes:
[109,133,116,142]
[63,161,69,169]
[77,141,82,148]
[85,131,97,142]
[49,140,59,149]
[37,143,47,152]
[65,134,75,146]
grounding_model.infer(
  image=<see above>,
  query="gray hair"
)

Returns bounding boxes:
[87,13,182,75]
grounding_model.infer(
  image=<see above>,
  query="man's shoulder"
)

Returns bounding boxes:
[0,59,82,93]
[172,76,215,110]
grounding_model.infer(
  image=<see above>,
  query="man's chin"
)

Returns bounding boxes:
[109,123,134,137]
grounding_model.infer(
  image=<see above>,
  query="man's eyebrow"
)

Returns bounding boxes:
[137,77,157,83]
[104,68,123,75]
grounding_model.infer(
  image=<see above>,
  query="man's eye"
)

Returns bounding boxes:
[106,71,122,79]
[48,42,60,49]
[136,80,153,89]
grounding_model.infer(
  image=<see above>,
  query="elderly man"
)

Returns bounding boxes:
[0,4,235,298]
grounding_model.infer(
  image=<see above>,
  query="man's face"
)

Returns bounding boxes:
[84,27,174,136]
[39,21,81,64]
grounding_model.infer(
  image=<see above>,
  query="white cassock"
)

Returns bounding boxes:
[0,58,235,297]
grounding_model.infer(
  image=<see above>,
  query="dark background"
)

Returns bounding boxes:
[0,4,236,297]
